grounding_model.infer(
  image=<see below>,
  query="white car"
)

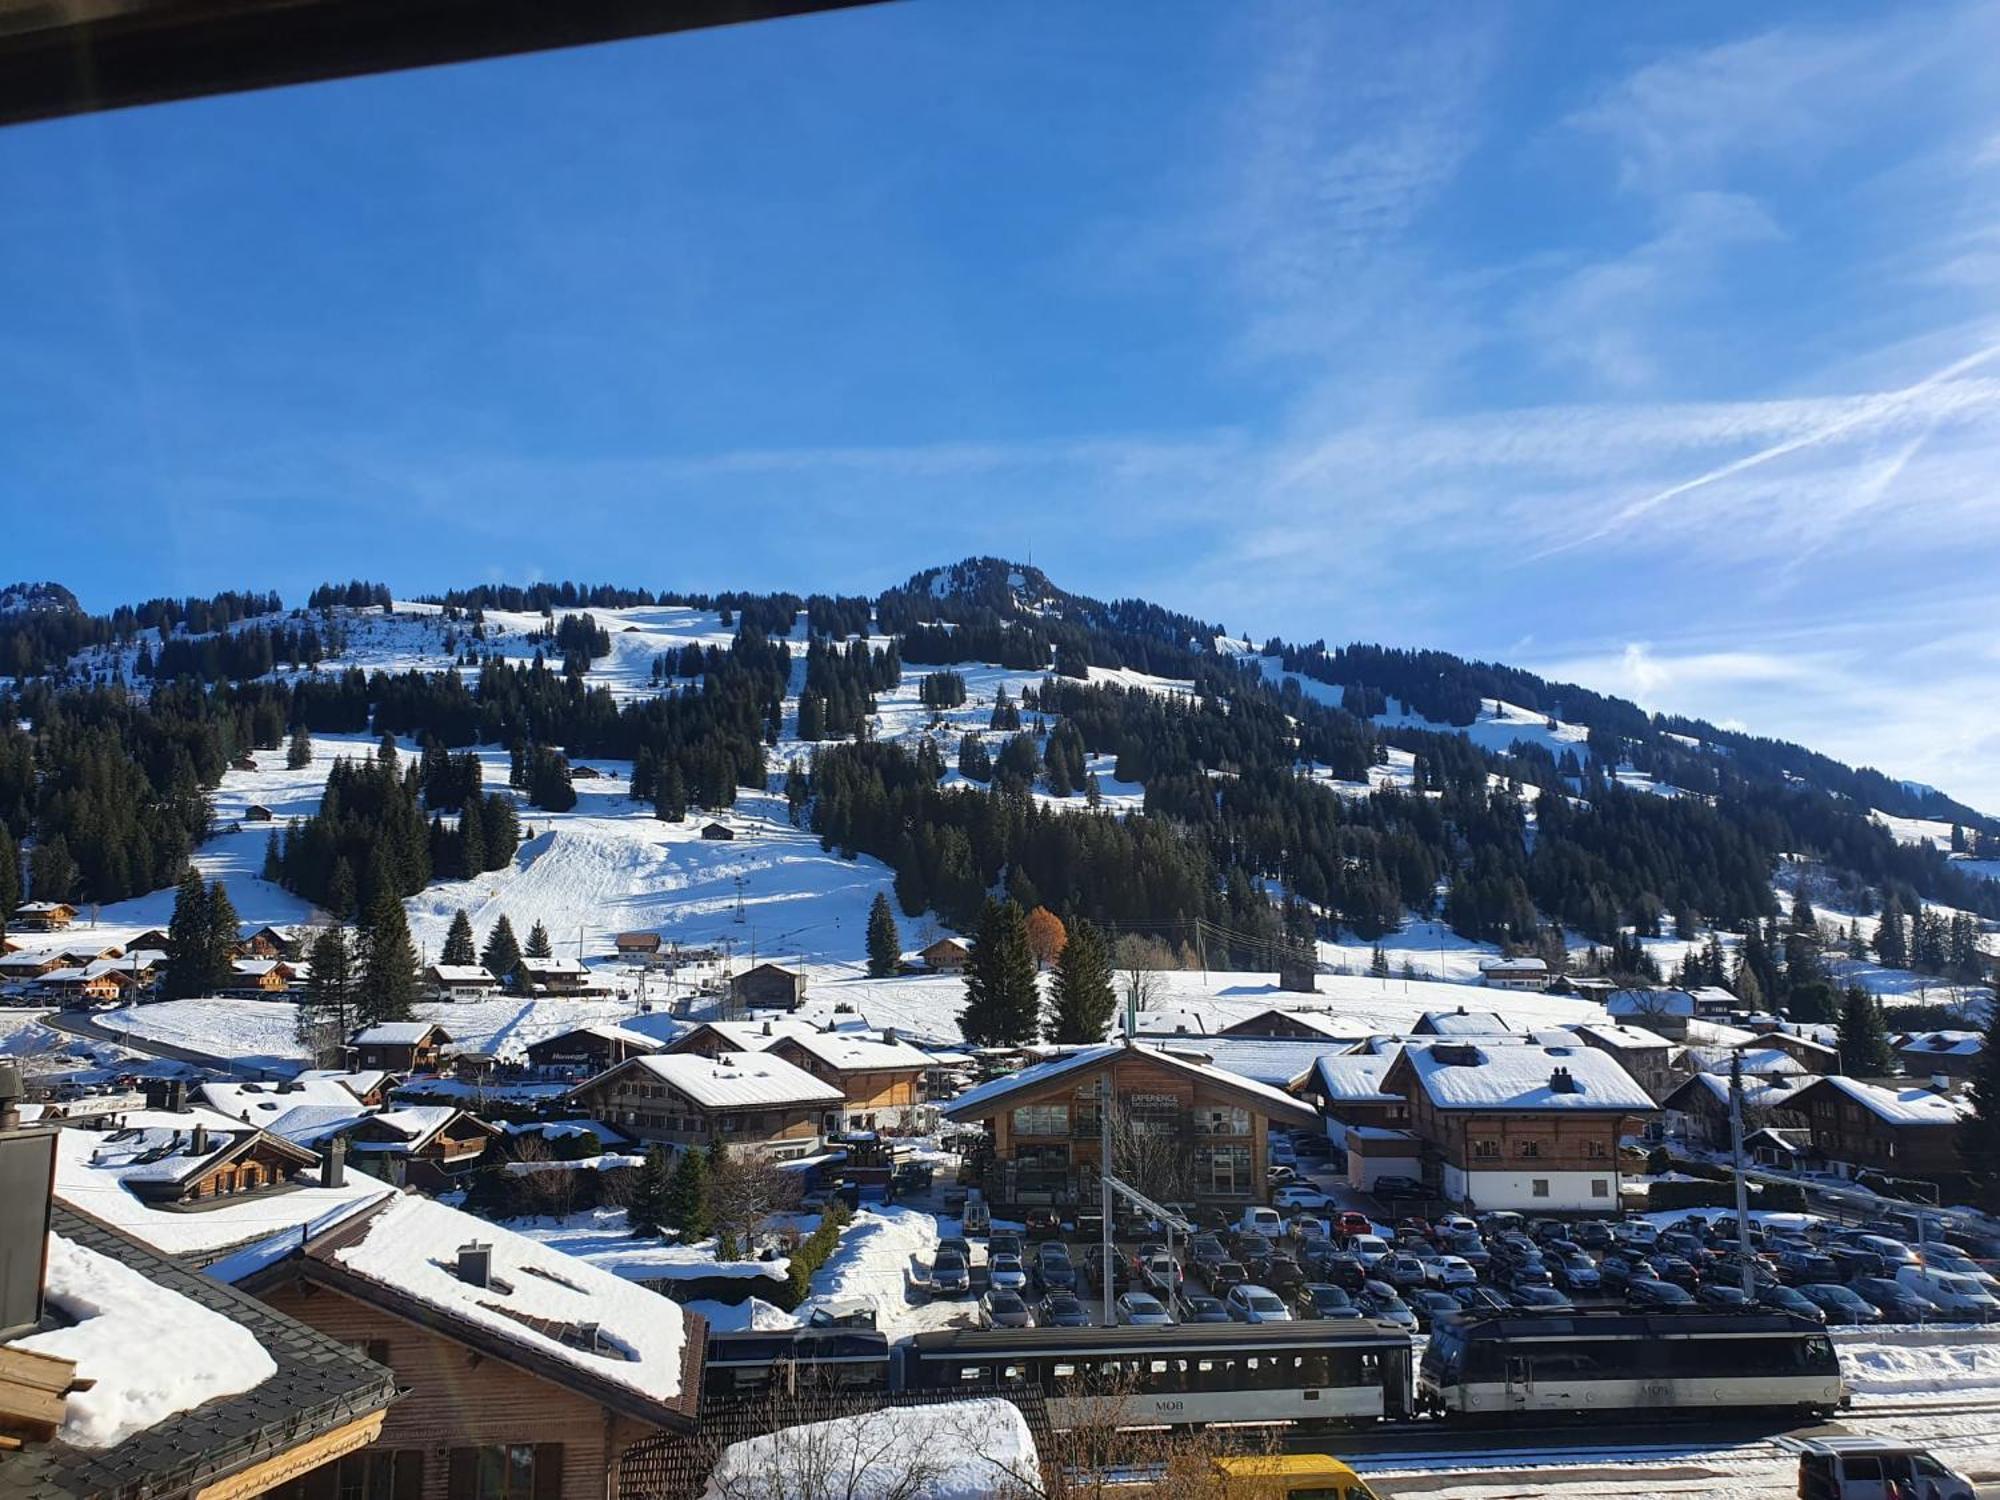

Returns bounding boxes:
[1237,1206,1283,1237]
[1424,1254,1478,1288]
[1348,1233,1391,1267]
[1116,1291,1177,1327]
[1897,1266,2000,1322]
[1272,1186,1333,1211]
[986,1253,1028,1292]
[1223,1284,1293,1324]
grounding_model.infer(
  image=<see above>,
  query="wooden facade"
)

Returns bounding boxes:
[130,1129,323,1206]
[765,1038,924,1131]
[350,1025,451,1073]
[1786,1078,1967,1178]
[565,1061,829,1159]
[728,963,806,1010]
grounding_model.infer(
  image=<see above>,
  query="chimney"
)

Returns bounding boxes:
[882,1027,898,1047]
[321,1135,347,1189]
[0,1064,58,1341]
[169,1079,188,1113]
[190,1122,209,1155]
[577,1321,601,1354]
[458,1242,492,1288]
[1549,1067,1578,1094]
[761,1020,772,1036]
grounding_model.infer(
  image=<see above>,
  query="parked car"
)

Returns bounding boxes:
[1116,1291,1177,1327]
[1827,1246,1888,1282]
[1380,1253,1430,1293]
[1597,1252,1653,1294]
[1441,1231,1491,1272]
[1273,1185,1331,1211]
[1407,1288,1464,1330]
[1308,1249,1368,1292]
[1373,1175,1428,1202]
[1502,1254,1555,1291]
[1141,1254,1183,1296]
[1918,1247,2000,1292]
[1571,1220,1616,1251]
[1355,1281,1418,1330]
[1080,1244,1129,1294]
[1796,1438,1976,1500]
[1896,1267,2000,1322]
[979,1289,1034,1329]
[1477,1211,1527,1239]
[989,1233,1025,1262]
[1293,1283,1362,1321]
[1550,1252,1601,1294]
[1188,1235,1228,1267]
[1266,1164,1298,1187]
[937,1237,972,1265]
[1261,1252,1304,1294]
[986,1253,1028,1292]
[1033,1244,1078,1293]
[1224,1284,1293,1324]
[931,1250,972,1296]
[1649,1254,1699,1290]
[1238,1206,1284,1237]
[1451,1285,1513,1315]
[1851,1276,1932,1324]
[1512,1286,1574,1311]
[1611,1220,1659,1251]
[1024,1209,1061,1239]
[1176,1292,1232,1324]
[1756,1283,1828,1323]
[1799,1283,1882,1326]
[1696,1283,1754,1310]
[1201,1259,1249,1296]
[1334,1210,1374,1238]
[1347,1234,1392,1267]
[1038,1293,1092,1327]
[1854,1234,1921,1268]
[1626,1278,1695,1309]
[1425,1254,1478,1289]
[1777,1249,1841,1286]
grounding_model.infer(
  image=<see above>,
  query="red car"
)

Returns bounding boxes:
[1024,1209,1062,1239]
[1335,1211,1373,1239]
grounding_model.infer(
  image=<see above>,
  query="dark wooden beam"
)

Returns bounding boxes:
[0,0,887,127]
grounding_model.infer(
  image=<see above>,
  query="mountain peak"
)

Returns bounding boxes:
[0,580,80,616]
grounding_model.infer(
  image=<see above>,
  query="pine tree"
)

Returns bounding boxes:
[1370,944,1390,978]
[865,892,901,977]
[628,1146,672,1236]
[662,1145,710,1237]
[1875,895,1909,969]
[299,925,355,1058]
[286,726,312,770]
[262,830,283,882]
[325,858,357,921]
[482,916,524,988]
[1836,985,1896,1076]
[1961,991,2000,1208]
[0,823,16,938]
[357,884,418,1024]
[1046,917,1116,1044]
[655,764,686,823]
[1790,891,1817,933]
[525,920,554,959]
[960,898,1040,1046]
[441,909,477,966]
[161,870,210,1001]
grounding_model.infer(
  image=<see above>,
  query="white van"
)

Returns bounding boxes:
[1237,1205,1283,1237]
[1797,1437,1974,1500]
[1896,1266,2000,1322]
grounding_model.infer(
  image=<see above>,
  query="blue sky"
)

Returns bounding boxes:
[4,2,2000,806]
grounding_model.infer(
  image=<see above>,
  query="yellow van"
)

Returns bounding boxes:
[1211,1455,1381,1500]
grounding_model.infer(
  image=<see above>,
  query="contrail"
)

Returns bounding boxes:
[1532,339,2000,560]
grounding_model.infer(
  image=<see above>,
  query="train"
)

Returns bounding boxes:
[701,1309,1844,1427]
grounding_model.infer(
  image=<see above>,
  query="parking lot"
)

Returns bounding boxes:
[909,1134,2000,1333]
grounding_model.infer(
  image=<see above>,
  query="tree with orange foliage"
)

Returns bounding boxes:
[1025,906,1068,969]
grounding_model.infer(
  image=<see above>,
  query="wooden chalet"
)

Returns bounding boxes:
[699,822,734,841]
[15,902,76,932]
[1784,1075,1972,1180]
[347,1022,451,1074]
[85,1118,325,1207]
[764,1031,933,1133]
[728,962,806,1011]
[564,1051,841,1160]
[424,963,498,1001]
[244,803,275,822]
[524,1024,661,1075]
[916,937,970,974]
[612,932,662,962]
[340,1107,499,1192]
[241,1194,704,1500]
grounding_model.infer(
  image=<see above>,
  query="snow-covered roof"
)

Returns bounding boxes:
[1306,1053,1401,1104]
[1129,1008,1210,1037]
[428,964,497,984]
[231,959,293,978]
[774,1032,935,1072]
[260,1103,376,1147]
[313,1194,695,1416]
[196,1078,370,1117]
[297,1067,390,1095]
[1567,1021,1674,1051]
[519,958,591,977]
[350,1021,448,1045]
[1898,1030,1984,1058]
[1795,1075,1973,1127]
[1416,1008,1514,1035]
[529,1021,662,1051]
[667,1017,828,1052]
[1151,1036,1348,1089]
[588,1051,845,1109]
[51,1106,393,1260]
[1215,1007,1374,1040]
[941,1040,1318,1127]
[1690,1045,1807,1078]
[1607,988,1697,1019]
[346,1105,478,1152]
[1396,1042,1657,1112]
[699,1398,1038,1500]
[1479,956,1549,974]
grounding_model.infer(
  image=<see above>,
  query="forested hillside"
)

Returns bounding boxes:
[1,558,1994,1020]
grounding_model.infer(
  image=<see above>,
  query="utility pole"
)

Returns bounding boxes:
[1729,1051,1754,1295]
[1099,1074,1115,1327]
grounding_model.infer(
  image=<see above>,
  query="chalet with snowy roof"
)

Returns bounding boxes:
[1214,1007,1371,1042]
[230,958,300,994]
[612,931,663,963]
[1896,1030,1986,1080]
[296,1068,393,1106]
[1413,1007,1514,1036]
[658,1016,823,1058]
[940,1038,1319,1211]
[194,1076,372,1121]
[524,1024,661,1075]
[0,952,64,983]
[564,1051,842,1160]
[243,803,274,823]
[1129,1009,1209,1038]
[36,963,142,1006]
[341,1107,499,1191]
[1478,955,1551,992]
[424,963,498,1001]
[917,937,970,973]
[53,945,121,965]
[15,902,76,932]
[1563,1022,1677,1102]
[347,1022,451,1074]
[1688,985,1741,1019]
[1659,1070,1807,1154]
[1153,1036,1353,1091]
[1785,1075,1973,1180]
[1383,1041,1657,1211]
[728,962,806,1011]
[126,929,169,952]
[517,957,593,995]
[1605,987,1698,1040]
[239,925,301,960]
[0,1194,399,1500]
[239,1192,704,1500]
[764,1031,933,1133]
[700,821,735,840]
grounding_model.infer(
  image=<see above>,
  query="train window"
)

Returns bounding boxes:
[999,1362,1029,1383]
[1051,1362,1076,1381]
[1145,1358,1181,1393]
[1300,1352,1331,1386]
[1359,1352,1380,1382]
[955,1365,983,1385]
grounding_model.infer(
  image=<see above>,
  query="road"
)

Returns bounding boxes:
[38,1006,288,1080]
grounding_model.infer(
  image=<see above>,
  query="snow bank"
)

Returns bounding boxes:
[699,1397,1038,1500]
[16,1234,276,1447]
[1836,1326,2000,1400]
[796,1206,939,1334]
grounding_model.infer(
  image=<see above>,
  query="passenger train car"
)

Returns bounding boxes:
[902,1322,1415,1427]
[1420,1310,1843,1419]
